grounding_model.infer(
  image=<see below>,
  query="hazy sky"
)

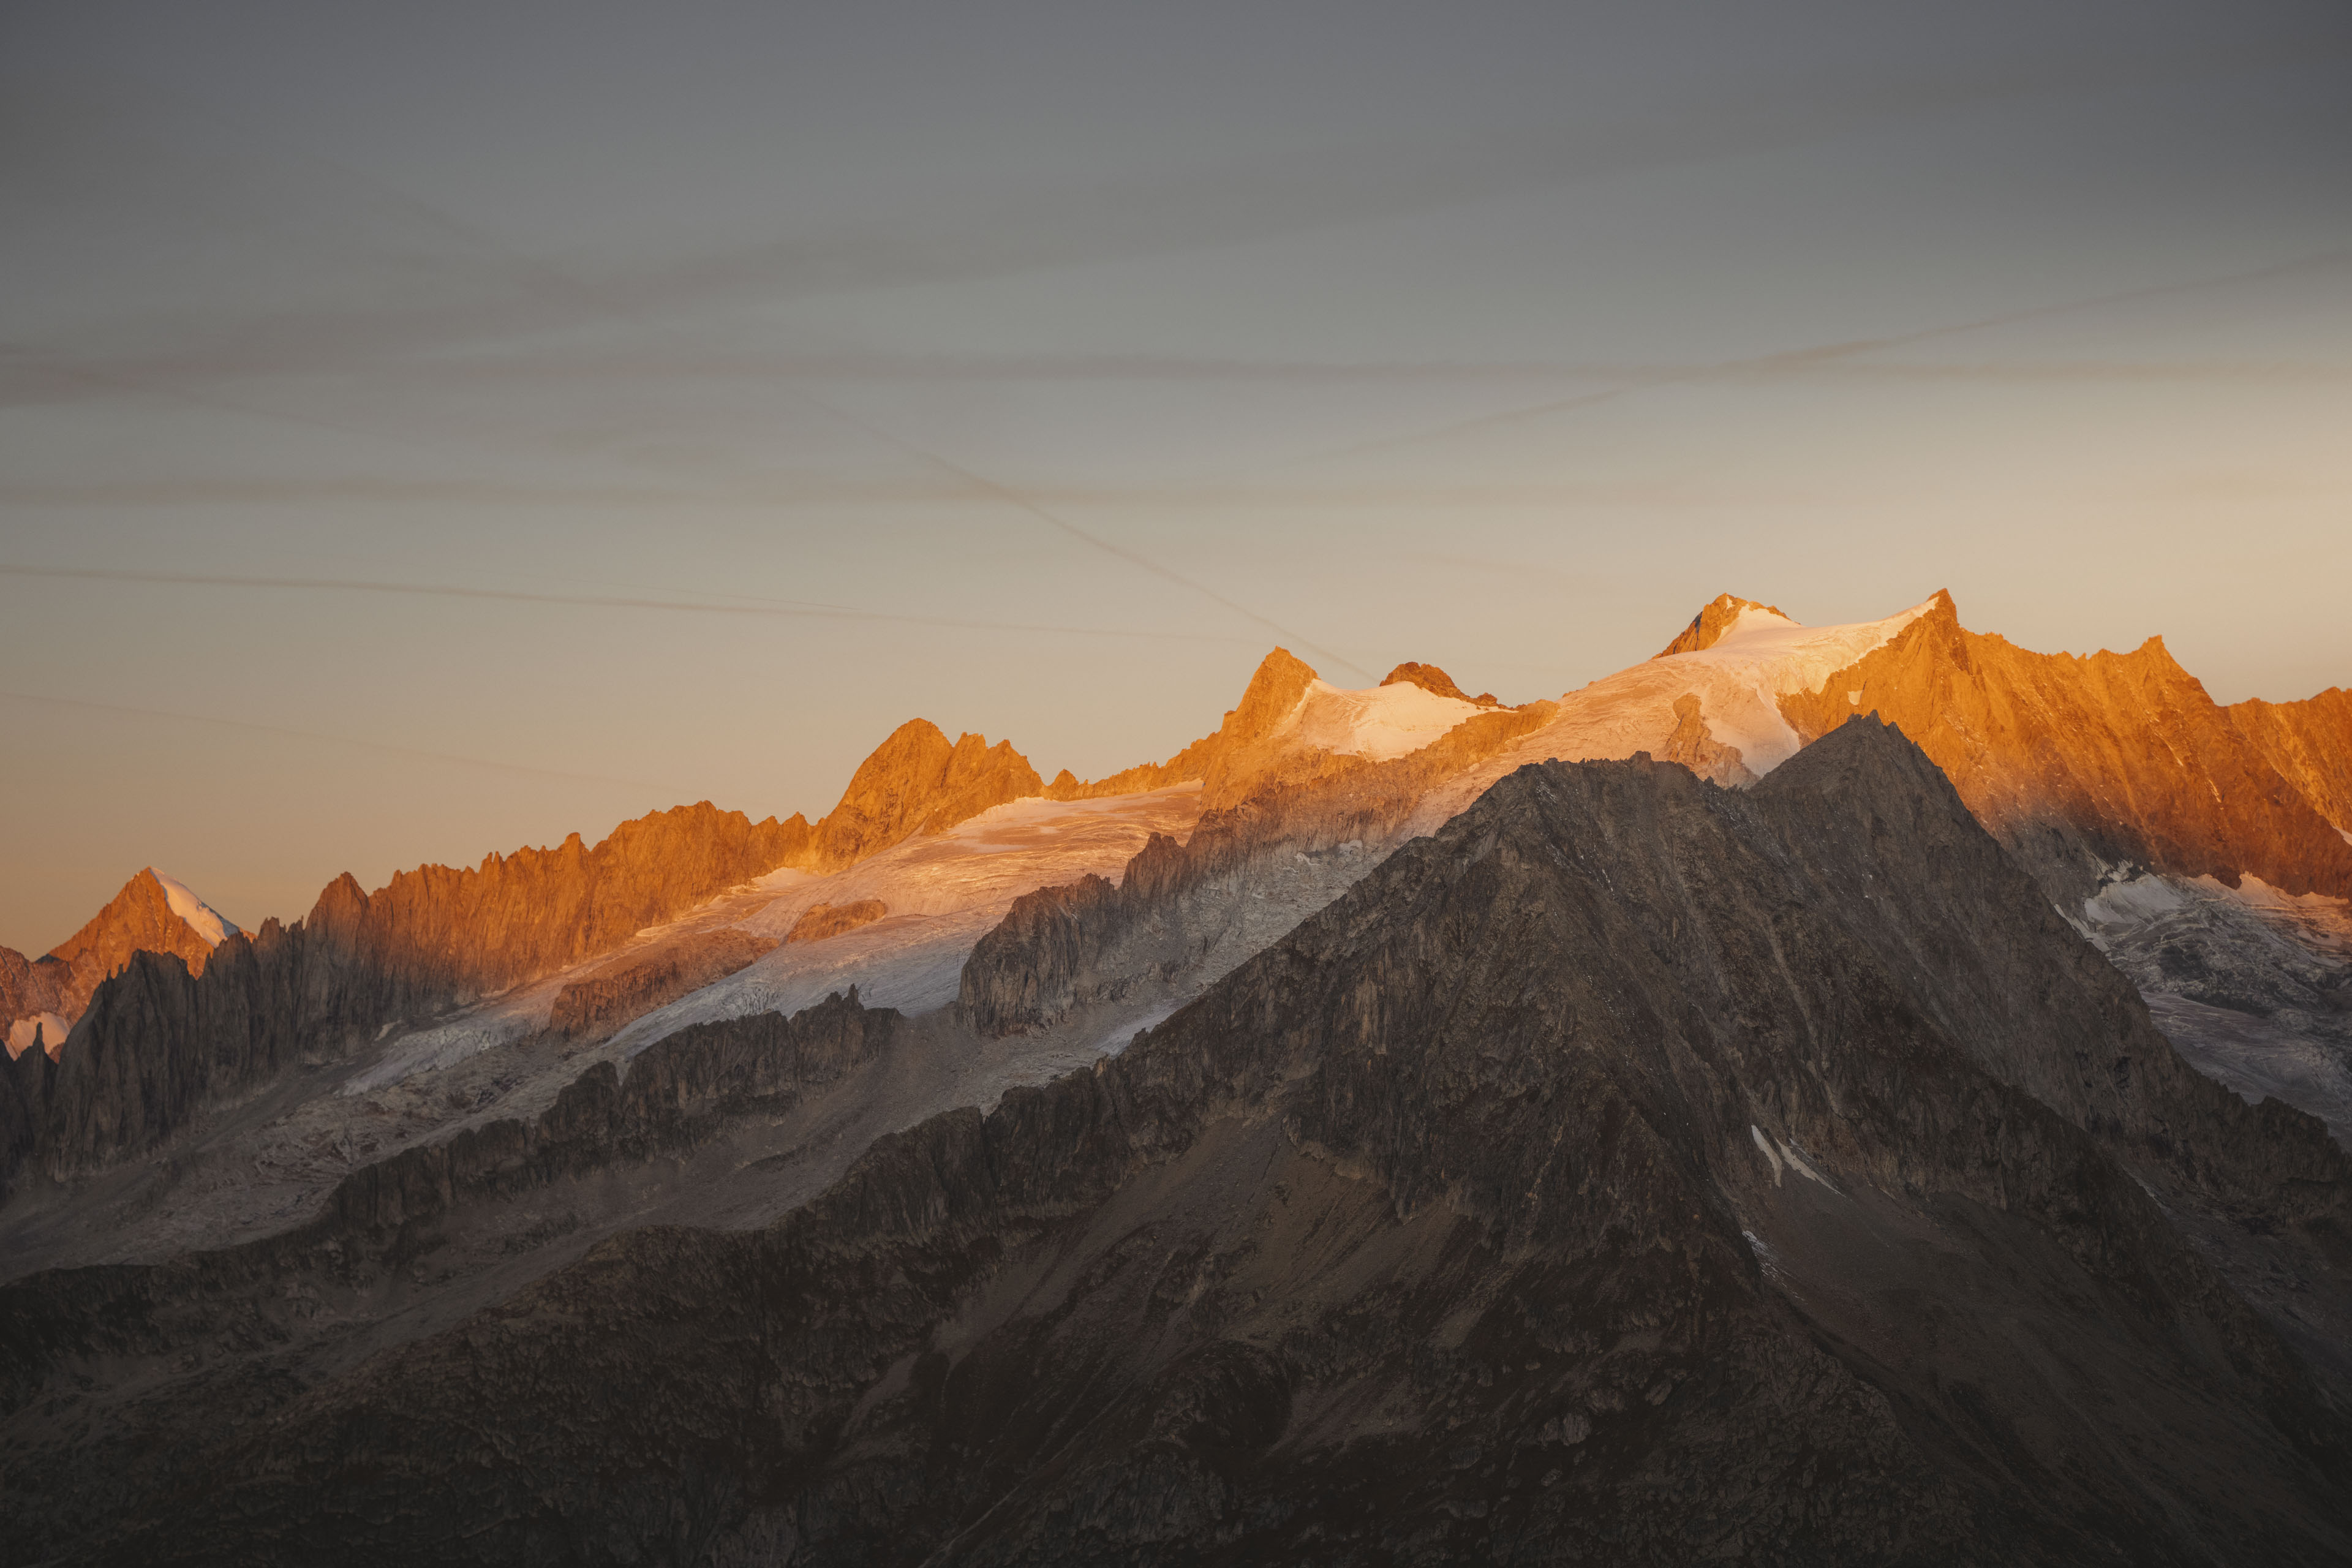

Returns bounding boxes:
[4,0,2350,951]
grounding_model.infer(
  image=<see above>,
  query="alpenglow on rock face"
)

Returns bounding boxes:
[24,720,2346,1566]
[2,868,241,1060]
[1780,590,2352,903]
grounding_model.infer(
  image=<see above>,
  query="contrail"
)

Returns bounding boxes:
[799,396,1381,684]
[0,564,1253,645]
[1297,244,2352,465]
[0,688,692,793]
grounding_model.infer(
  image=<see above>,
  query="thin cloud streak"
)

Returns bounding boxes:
[9,31,2321,414]
[1296,246,2352,465]
[0,688,690,795]
[799,396,1381,684]
[22,344,2352,402]
[0,565,1259,646]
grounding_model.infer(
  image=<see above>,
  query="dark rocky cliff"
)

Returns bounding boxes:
[24,719,2346,1565]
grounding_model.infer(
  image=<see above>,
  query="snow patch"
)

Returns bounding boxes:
[149,870,239,946]
[1751,1123,1833,1189]
[2081,875,2188,931]
[1777,1139,1836,1189]
[1282,679,1483,763]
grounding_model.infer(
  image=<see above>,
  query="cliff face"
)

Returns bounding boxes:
[810,720,1042,869]
[1044,647,1325,802]
[0,948,71,1058]
[546,930,780,1041]
[2231,686,2352,839]
[1781,592,2352,903]
[336,800,811,1000]
[784,900,888,945]
[42,721,2348,1566]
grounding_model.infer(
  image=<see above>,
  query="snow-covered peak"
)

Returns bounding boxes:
[1283,678,1485,763]
[1402,593,1947,836]
[1656,596,1940,699]
[148,869,240,946]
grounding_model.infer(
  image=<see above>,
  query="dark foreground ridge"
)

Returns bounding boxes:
[12,718,2352,1564]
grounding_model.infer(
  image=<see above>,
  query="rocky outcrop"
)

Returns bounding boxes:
[0,946,70,1058]
[958,699,1552,1036]
[1653,592,1788,657]
[785,900,888,945]
[1044,647,1325,802]
[1378,661,1499,706]
[313,989,894,1243]
[547,930,780,1041]
[1040,648,1520,810]
[1657,691,1755,786]
[1781,590,2352,904]
[2231,686,2352,837]
[809,721,1041,869]
[331,801,810,1000]
[37,720,2351,1566]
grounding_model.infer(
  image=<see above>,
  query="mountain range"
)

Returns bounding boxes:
[2,589,2348,1564]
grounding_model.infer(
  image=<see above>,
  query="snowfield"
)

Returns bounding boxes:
[1403,595,1940,835]
[1280,678,1485,762]
[151,869,241,946]
[346,783,1206,1093]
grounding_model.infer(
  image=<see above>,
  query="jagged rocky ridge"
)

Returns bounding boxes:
[0,710,1059,1195]
[0,801,805,1191]
[20,719,2349,1565]
[1782,591,2352,905]
[2231,685,2352,846]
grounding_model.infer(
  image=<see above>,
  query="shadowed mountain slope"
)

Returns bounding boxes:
[35,720,2348,1566]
